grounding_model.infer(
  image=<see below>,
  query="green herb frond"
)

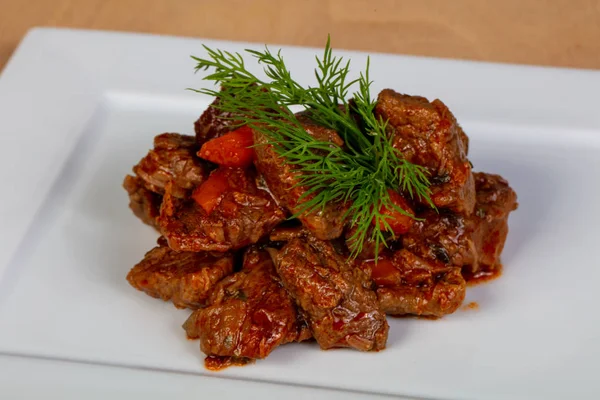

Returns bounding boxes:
[190,36,432,258]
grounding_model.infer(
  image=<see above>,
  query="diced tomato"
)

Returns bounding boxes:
[373,189,414,235]
[192,168,231,214]
[198,126,255,167]
[363,257,400,287]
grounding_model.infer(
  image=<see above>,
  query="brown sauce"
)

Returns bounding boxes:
[461,301,479,311]
[463,264,502,286]
[204,355,254,371]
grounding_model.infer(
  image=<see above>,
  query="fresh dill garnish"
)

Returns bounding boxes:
[190,36,432,258]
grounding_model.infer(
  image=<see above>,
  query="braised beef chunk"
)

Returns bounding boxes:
[403,172,517,281]
[294,111,346,146]
[273,237,388,351]
[183,247,310,363]
[403,210,473,267]
[375,89,475,214]
[127,238,234,309]
[123,175,162,228]
[268,225,311,245]
[361,250,466,317]
[467,172,518,277]
[194,96,243,146]
[158,168,286,252]
[133,133,208,199]
[253,117,349,240]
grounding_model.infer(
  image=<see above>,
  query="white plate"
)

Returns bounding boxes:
[0,28,599,400]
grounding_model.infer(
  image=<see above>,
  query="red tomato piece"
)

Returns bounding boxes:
[192,168,231,214]
[363,257,400,287]
[198,126,255,168]
[373,189,415,235]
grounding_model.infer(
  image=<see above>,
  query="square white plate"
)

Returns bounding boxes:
[1,28,599,400]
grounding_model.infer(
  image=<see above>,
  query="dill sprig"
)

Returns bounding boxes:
[190,37,432,258]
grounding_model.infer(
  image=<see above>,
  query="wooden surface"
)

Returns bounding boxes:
[1,0,600,72]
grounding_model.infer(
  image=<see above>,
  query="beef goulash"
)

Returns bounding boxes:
[122,40,518,370]
[127,237,234,309]
[183,246,311,369]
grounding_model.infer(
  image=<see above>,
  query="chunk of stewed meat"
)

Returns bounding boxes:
[194,95,244,146]
[273,237,388,351]
[122,175,162,228]
[403,209,474,267]
[183,247,310,365]
[253,117,348,240]
[269,224,307,243]
[361,250,466,317]
[466,172,519,279]
[133,133,208,198]
[158,168,286,252]
[375,89,475,214]
[127,237,234,309]
[403,172,518,281]
[294,110,346,146]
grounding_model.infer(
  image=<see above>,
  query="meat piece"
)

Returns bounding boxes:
[375,89,475,214]
[194,95,243,146]
[253,116,348,240]
[361,250,466,317]
[122,175,162,228]
[273,237,388,351]
[345,225,388,260]
[403,172,518,281]
[467,172,519,279]
[133,133,208,198]
[126,237,233,309]
[158,168,286,252]
[269,224,309,243]
[295,111,346,146]
[403,210,474,267]
[183,247,310,365]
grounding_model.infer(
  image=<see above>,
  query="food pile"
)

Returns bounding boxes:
[123,43,517,370]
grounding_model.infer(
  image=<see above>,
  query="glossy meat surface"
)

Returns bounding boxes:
[194,96,243,146]
[467,172,519,278]
[403,172,518,279]
[362,250,466,317]
[133,133,208,199]
[183,247,310,361]
[158,168,286,252]
[122,175,162,228]
[253,116,348,240]
[273,237,388,351]
[127,238,234,309]
[375,89,475,214]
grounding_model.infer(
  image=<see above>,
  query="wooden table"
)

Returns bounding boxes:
[1,0,600,72]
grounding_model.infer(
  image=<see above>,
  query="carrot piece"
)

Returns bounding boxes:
[192,168,231,214]
[363,257,400,287]
[373,189,415,235]
[198,126,255,167]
